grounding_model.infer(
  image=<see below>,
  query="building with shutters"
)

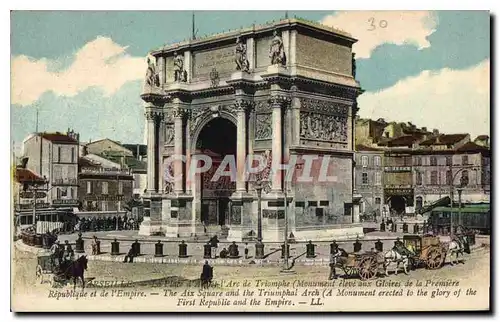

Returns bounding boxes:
[354,145,384,219]
[21,130,80,209]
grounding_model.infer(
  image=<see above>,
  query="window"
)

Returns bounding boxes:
[71,147,75,163]
[462,155,469,165]
[86,181,92,194]
[375,172,381,186]
[446,156,452,166]
[361,156,368,167]
[416,172,423,185]
[362,172,368,184]
[415,157,422,166]
[375,198,381,205]
[68,167,76,180]
[430,156,437,166]
[58,146,62,163]
[118,181,123,195]
[461,171,469,186]
[56,188,61,199]
[416,196,423,210]
[431,171,438,185]
[374,156,381,167]
[102,182,108,195]
[446,170,452,185]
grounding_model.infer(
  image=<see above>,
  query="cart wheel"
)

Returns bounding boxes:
[426,248,443,270]
[35,265,43,283]
[358,256,378,280]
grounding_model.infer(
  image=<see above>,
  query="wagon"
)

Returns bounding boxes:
[35,254,58,284]
[335,251,383,280]
[402,234,447,270]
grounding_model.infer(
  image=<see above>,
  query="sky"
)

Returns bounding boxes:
[10,10,490,145]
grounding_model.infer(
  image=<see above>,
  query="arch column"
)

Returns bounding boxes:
[234,99,254,193]
[269,95,290,192]
[173,107,187,194]
[145,110,156,193]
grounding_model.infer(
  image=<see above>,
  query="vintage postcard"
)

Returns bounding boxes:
[10,10,490,312]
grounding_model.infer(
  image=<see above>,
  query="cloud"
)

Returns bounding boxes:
[11,37,145,106]
[321,11,438,59]
[358,59,490,138]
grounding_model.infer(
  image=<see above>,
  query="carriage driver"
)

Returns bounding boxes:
[49,240,61,267]
[393,238,412,257]
[63,240,75,262]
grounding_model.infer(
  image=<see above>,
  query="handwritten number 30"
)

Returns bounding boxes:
[368,18,388,31]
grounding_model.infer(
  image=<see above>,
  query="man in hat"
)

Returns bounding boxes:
[123,245,135,263]
[49,240,61,268]
[200,260,213,288]
[393,237,411,257]
[91,235,100,255]
[63,240,75,262]
[329,242,341,280]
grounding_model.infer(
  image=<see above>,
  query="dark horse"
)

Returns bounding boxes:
[59,255,88,290]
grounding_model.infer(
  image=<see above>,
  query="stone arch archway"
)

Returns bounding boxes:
[191,111,237,152]
[191,114,238,229]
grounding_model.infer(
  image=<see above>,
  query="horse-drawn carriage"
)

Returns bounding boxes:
[332,232,471,280]
[402,234,447,269]
[331,249,383,281]
[35,253,88,288]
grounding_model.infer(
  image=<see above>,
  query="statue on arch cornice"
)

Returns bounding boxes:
[269,29,286,66]
[145,57,160,87]
[234,36,250,72]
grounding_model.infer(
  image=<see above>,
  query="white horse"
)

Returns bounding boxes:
[448,235,470,265]
[384,245,414,276]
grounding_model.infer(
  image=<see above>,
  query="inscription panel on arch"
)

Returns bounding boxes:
[192,45,236,78]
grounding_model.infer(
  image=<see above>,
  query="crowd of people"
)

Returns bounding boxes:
[74,215,141,232]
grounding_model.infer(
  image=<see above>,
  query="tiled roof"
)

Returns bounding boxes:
[79,157,100,168]
[14,168,46,184]
[122,144,147,157]
[419,134,468,146]
[456,142,490,153]
[380,135,421,147]
[355,144,382,152]
[41,133,78,144]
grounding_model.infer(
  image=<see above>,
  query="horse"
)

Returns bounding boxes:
[59,255,88,290]
[383,246,413,276]
[329,248,348,279]
[448,235,470,265]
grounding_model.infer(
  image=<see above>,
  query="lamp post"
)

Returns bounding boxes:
[449,165,471,236]
[281,162,303,273]
[255,179,264,259]
[457,187,463,230]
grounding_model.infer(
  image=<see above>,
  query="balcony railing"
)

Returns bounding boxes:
[80,168,131,175]
[53,178,78,185]
[52,199,79,205]
[15,202,51,210]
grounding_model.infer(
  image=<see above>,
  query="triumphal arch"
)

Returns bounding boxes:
[140,19,364,241]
